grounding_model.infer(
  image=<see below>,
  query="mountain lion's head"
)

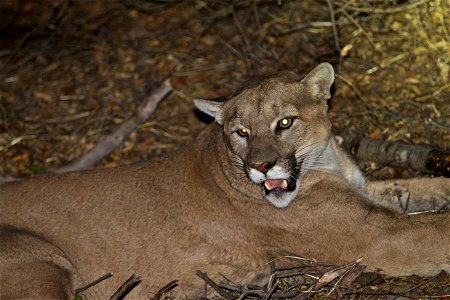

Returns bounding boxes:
[194,63,335,208]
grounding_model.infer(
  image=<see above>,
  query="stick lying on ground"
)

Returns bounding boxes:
[110,274,141,300]
[338,133,450,177]
[56,79,172,173]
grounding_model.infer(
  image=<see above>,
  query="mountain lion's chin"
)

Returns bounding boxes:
[263,179,300,208]
[263,177,296,194]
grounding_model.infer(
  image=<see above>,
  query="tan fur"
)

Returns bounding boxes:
[1,63,449,299]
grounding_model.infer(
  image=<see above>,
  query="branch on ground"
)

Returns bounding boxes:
[110,274,141,300]
[55,78,172,174]
[338,133,450,177]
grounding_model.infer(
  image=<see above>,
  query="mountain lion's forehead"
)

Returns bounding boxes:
[225,95,299,124]
[221,71,327,123]
[226,79,305,116]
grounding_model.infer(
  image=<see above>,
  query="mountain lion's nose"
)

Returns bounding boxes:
[252,161,275,173]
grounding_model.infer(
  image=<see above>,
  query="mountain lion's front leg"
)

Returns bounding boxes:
[367,177,449,214]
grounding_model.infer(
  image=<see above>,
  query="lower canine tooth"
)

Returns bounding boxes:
[264,182,272,190]
[282,180,288,189]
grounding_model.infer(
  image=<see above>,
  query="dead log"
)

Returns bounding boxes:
[56,79,172,173]
[339,133,450,177]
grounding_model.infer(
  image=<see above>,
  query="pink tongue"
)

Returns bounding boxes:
[265,179,285,189]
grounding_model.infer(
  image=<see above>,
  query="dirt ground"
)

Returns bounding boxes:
[0,0,449,298]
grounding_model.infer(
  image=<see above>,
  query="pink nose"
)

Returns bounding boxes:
[252,161,275,173]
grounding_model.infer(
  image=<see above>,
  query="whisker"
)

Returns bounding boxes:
[295,148,323,160]
[294,141,321,155]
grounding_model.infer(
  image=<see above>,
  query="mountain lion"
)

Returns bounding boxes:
[1,63,449,299]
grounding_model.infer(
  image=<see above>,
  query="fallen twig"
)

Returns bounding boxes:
[151,279,178,300]
[262,283,279,300]
[328,260,366,298]
[75,272,113,295]
[110,274,141,300]
[219,282,297,299]
[56,79,172,173]
[196,270,235,300]
[393,273,441,299]
[325,0,340,53]
[336,0,432,14]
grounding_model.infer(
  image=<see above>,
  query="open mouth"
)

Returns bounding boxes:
[263,177,296,195]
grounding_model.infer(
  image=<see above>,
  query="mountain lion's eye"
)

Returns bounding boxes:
[237,128,249,137]
[278,117,293,129]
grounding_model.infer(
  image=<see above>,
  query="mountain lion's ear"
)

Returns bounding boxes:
[193,98,224,125]
[301,62,335,100]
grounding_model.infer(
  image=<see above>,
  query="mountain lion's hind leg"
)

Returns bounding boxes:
[0,225,75,299]
[367,177,450,214]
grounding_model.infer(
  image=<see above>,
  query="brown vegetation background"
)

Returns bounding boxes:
[1,0,448,180]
